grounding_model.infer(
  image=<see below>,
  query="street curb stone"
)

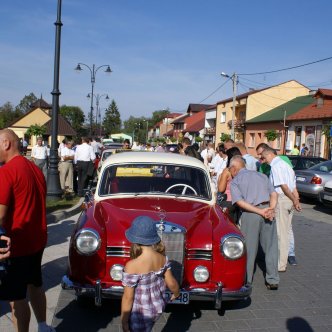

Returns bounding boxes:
[47,197,84,224]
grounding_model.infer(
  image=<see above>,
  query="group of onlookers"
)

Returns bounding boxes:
[204,139,301,290]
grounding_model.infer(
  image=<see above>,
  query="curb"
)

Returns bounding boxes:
[47,197,84,224]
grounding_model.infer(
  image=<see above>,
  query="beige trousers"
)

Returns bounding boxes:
[275,194,294,271]
[59,162,73,192]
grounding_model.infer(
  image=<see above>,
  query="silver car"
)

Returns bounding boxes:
[295,160,332,201]
[320,180,332,208]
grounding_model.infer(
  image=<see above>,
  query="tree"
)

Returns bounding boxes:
[26,124,46,138]
[15,93,37,114]
[220,133,231,142]
[151,109,170,127]
[103,99,121,136]
[0,102,23,129]
[60,105,85,136]
[264,129,278,142]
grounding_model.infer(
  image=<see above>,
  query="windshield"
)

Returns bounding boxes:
[310,161,332,173]
[102,151,113,161]
[98,163,212,200]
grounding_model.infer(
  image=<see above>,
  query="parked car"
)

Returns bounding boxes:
[96,148,116,177]
[62,152,251,308]
[288,156,327,170]
[295,160,332,201]
[319,180,332,208]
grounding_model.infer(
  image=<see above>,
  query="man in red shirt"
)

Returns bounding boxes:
[0,129,54,332]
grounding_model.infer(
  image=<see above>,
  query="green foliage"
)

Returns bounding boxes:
[15,93,37,114]
[123,116,149,143]
[264,129,278,142]
[322,121,332,140]
[103,100,122,136]
[220,133,231,142]
[195,136,203,143]
[26,124,46,137]
[170,136,177,143]
[151,109,170,127]
[0,102,23,129]
[60,105,85,135]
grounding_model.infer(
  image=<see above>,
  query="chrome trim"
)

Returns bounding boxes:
[220,233,245,260]
[95,280,102,306]
[186,249,212,261]
[215,282,223,309]
[74,228,101,256]
[106,246,130,257]
[62,275,252,305]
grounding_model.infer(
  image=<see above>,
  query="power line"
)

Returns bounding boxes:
[238,56,332,76]
[197,77,231,104]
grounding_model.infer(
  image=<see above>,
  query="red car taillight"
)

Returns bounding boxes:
[310,176,322,184]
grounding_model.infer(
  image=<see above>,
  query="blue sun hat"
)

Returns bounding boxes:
[125,216,161,245]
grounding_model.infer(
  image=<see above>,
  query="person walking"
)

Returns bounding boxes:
[31,137,48,178]
[58,140,75,194]
[229,155,279,289]
[74,137,96,197]
[261,147,301,272]
[121,216,180,332]
[0,129,54,332]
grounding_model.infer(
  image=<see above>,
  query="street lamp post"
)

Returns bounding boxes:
[143,120,149,142]
[221,72,237,141]
[87,93,109,137]
[47,0,63,198]
[75,63,112,136]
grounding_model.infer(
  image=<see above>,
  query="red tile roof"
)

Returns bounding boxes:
[184,110,205,132]
[186,104,213,113]
[314,88,332,98]
[287,99,332,120]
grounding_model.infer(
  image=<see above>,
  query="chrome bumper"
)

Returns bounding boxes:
[62,275,252,309]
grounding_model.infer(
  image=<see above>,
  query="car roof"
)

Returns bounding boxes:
[101,151,206,169]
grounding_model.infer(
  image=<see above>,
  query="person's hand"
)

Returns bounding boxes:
[0,235,11,261]
[293,199,302,212]
[170,292,180,301]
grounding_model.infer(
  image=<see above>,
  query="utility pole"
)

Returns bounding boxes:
[231,73,237,141]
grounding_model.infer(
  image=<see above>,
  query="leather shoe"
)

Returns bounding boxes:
[266,283,278,290]
[288,256,297,266]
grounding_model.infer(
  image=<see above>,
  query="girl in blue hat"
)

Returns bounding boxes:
[121,216,180,332]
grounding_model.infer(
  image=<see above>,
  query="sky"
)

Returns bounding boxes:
[1,0,332,121]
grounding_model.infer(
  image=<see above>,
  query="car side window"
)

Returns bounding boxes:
[303,159,315,169]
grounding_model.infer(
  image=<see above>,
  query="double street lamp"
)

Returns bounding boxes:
[75,63,112,136]
[221,72,238,141]
[87,93,109,137]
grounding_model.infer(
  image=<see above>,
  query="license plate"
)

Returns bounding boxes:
[324,195,332,201]
[165,291,189,304]
[296,176,306,182]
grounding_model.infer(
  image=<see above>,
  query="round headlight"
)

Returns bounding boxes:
[221,236,244,260]
[75,229,101,255]
[193,266,209,282]
[110,264,124,281]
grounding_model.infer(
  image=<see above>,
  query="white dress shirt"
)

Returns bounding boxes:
[270,156,296,194]
[243,154,259,171]
[31,145,48,160]
[60,146,75,162]
[74,143,96,163]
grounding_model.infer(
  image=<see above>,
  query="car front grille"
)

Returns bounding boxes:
[186,248,212,260]
[157,222,185,286]
[106,246,130,257]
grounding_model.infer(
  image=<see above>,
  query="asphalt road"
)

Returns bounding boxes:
[1,201,332,331]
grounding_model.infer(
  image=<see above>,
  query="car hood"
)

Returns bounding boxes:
[93,196,226,249]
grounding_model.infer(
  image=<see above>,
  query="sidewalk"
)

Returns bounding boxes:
[0,198,83,332]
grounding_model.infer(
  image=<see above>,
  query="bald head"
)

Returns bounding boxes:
[0,129,20,163]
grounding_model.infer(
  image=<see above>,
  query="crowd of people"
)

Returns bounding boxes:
[201,138,301,291]
[0,129,304,332]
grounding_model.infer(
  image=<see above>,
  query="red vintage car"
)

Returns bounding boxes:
[62,152,251,308]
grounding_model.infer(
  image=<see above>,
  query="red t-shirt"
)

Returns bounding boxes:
[0,155,47,257]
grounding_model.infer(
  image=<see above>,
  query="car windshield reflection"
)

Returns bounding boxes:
[99,163,211,200]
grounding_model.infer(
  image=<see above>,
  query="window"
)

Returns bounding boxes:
[317,97,324,108]
[220,112,226,123]
[248,133,255,147]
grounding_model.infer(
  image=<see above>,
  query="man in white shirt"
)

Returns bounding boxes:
[31,137,48,178]
[90,137,103,157]
[201,142,215,166]
[236,142,259,171]
[210,144,228,192]
[74,137,96,197]
[59,140,75,194]
[261,147,301,272]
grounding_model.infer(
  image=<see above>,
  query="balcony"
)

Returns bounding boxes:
[227,119,245,130]
[204,127,216,135]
